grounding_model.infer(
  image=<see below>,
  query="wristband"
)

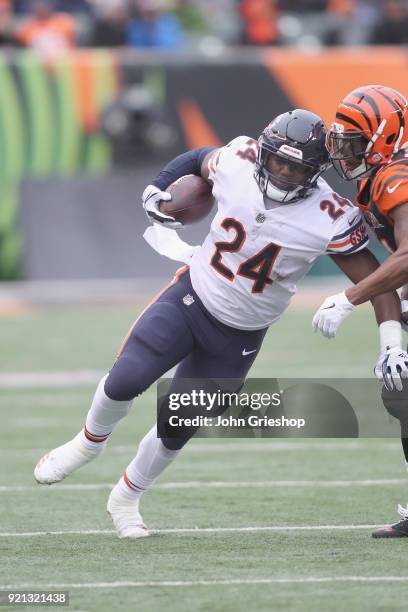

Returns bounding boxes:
[379,320,402,353]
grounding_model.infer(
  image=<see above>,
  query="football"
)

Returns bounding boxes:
[159,174,215,225]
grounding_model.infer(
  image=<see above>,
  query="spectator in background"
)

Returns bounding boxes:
[56,0,92,15]
[280,0,328,10]
[89,0,127,47]
[0,0,21,47]
[17,0,76,55]
[15,0,92,14]
[55,0,93,46]
[126,0,185,49]
[14,0,34,13]
[171,0,208,36]
[197,0,241,45]
[240,0,279,46]
[325,0,379,46]
[370,0,408,45]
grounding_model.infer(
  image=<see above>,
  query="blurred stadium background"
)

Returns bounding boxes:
[2,1,408,611]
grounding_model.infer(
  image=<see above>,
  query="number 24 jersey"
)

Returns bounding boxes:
[189,136,368,330]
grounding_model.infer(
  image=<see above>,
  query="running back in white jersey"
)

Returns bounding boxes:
[189,136,368,330]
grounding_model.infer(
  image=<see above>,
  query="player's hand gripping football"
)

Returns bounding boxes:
[374,346,408,392]
[312,291,355,339]
[142,184,183,229]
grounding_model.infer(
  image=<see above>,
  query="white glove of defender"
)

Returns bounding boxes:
[312,291,355,339]
[142,184,183,229]
[374,346,408,391]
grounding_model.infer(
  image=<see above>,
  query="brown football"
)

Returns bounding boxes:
[159,174,215,225]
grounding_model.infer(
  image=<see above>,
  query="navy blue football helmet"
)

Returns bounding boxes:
[254,109,330,203]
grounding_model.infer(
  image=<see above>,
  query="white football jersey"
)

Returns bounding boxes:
[189,136,368,330]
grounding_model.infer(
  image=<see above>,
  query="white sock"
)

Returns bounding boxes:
[83,374,132,449]
[119,425,181,499]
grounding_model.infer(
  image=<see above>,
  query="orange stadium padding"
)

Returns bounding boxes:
[263,47,408,126]
[72,51,101,132]
[177,99,222,149]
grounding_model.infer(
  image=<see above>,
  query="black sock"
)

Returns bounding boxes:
[401,436,408,463]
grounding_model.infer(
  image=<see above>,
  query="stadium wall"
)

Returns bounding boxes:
[3,48,401,279]
[0,50,119,279]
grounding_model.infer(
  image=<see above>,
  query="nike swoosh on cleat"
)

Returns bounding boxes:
[387,181,403,194]
[242,349,257,356]
[322,303,336,310]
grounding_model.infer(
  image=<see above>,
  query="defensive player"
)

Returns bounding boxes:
[312,85,408,537]
[34,109,403,539]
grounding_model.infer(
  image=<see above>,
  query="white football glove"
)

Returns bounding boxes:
[312,291,355,339]
[401,299,408,333]
[142,184,183,229]
[374,346,408,392]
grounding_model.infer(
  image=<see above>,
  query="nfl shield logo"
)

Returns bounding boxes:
[183,294,195,306]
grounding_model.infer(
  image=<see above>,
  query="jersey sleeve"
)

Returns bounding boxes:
[371,160,408,216]
[207,148,223,183]
[208,135,257,183]
[326,207,369,255]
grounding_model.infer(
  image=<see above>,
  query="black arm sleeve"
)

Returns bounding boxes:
[152,147,215,191]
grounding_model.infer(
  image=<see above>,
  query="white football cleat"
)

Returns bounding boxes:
[34,431,105,485]
[107,484,149,539]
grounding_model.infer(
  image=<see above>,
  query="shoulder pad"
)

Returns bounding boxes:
[371,158,408,216]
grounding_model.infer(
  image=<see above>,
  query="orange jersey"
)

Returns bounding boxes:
[17,14,75,53]
[356,149,408,252]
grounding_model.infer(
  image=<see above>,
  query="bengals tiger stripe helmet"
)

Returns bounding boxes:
[327,85,408,181]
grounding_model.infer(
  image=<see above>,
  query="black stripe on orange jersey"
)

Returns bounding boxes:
[372,170,408,203]
[383,161,408,175]
[382,172,408,192]
[352,90,381,126]
[373,176,408,208]
[335,111,366,131]
[371,160,408,199]
[342,102,373,133]
[371,174,384,201]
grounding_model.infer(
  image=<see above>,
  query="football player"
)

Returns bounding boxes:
[312,85,408,537]
[34,109,403,539]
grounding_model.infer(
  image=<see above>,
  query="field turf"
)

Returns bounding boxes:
[1,298,408,611]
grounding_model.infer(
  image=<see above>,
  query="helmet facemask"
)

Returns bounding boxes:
[255,138,324,204]
[328,129,378,181]
[254,109,330,204]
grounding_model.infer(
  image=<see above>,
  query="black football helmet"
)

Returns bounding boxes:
[254,109,330,203]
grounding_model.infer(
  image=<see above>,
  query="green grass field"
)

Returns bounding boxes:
[1,299,408,611]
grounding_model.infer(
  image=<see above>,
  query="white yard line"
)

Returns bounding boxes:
[0,524,381,538]
[0,479,405,493]
[0,370,105,388]
[0,441,400,456]
[1,576,407,589]
[2,576,408,589]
